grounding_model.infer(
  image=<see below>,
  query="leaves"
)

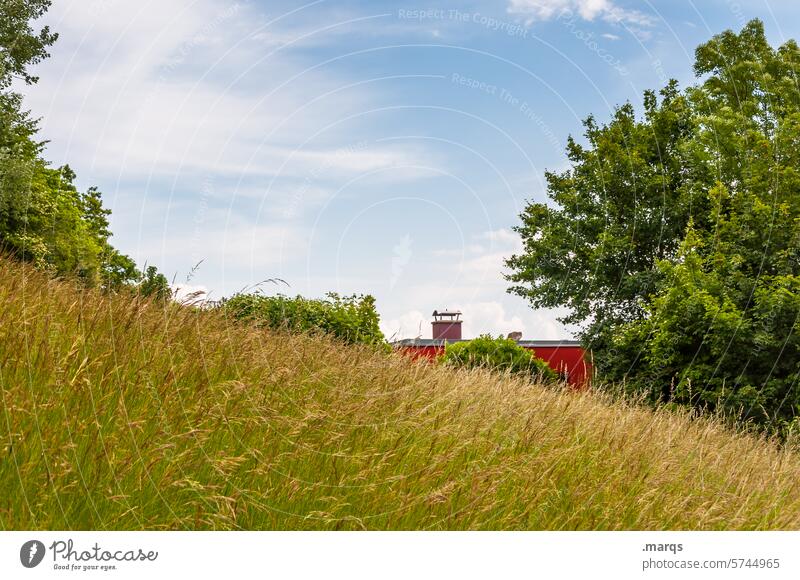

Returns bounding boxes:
[0,2,154,293]
[441,335,557,382]
[0,0,58,89]
[222,292,387,348]
[508,19,800,434]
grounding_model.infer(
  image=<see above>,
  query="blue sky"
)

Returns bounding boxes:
[20,0,800,340]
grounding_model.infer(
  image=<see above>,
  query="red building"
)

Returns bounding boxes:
[392,310,592,387]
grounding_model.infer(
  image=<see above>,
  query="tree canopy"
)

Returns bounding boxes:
[0,0,58,89]
[0,0,167,297]
[507,20,800,434]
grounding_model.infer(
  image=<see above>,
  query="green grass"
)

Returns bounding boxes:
[1,256,799,530]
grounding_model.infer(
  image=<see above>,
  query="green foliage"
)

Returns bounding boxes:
[0,1,158,293]
[3,164,97,280]
[610,224,800,431]
[507,19,800,433]
[441,334,557,381]
[0,158,142,288]
[137,265,171,301]
[222,292,387,348]
[506,79,694,335]
[0,0,58,89]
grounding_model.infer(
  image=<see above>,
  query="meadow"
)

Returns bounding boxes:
[1,256,799,530]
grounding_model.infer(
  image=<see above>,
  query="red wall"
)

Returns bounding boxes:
[398,344,592,388]
[432,321,462,340]
[527,346,591,387]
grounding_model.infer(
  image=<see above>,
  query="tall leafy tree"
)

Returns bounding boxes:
[0,0,57,85]
[0,1,55,229]
[0,0,55,153]
[0,0,157,293]
[506,80,696,345]
[507,20,800,433]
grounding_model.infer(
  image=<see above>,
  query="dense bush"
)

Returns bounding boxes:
[441,335,557,381]
[608,229,800,433]
[222,292,387,348]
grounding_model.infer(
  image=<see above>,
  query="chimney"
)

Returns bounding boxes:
[432,310,462,340]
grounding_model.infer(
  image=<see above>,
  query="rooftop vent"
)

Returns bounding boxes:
[432,309,462,340]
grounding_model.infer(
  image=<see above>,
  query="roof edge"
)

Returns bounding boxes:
[391,338,582,348]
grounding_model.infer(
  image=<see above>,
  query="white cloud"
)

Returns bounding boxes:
[475,227,523,249]
[282,145,424,177]
[127,206,308,291]
[381,227,574,340]
[23,0,581,342]
[507,0,654,27]
[456,301,527,338]
[24,0,425,186]
[448,228,523,281]
[381,309,427,341]
[21,0,433,297]
[384,301,567,341]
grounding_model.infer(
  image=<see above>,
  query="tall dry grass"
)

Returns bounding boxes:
[1,256,799,530]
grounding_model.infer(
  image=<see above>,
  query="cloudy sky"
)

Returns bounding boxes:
[19,0,800,340]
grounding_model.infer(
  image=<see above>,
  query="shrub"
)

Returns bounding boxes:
[608,230,800,432]
[221,291,387,348]
[441,334,557,381]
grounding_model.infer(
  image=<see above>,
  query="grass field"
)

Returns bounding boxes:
[1,256,799,530]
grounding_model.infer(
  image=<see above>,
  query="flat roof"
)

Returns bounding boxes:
[391,338,582,348]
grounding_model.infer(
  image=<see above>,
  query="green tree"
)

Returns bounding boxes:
[507,20,800,432]
[0,160,140,287]
[0,0,157,292]
[0,0,57,89]
[0,0,55,165]
[505,80,695,347]
[441,335,557,382]
[137,265,170,301]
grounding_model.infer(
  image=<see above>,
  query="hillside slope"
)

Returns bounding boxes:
[1,257,799,530]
